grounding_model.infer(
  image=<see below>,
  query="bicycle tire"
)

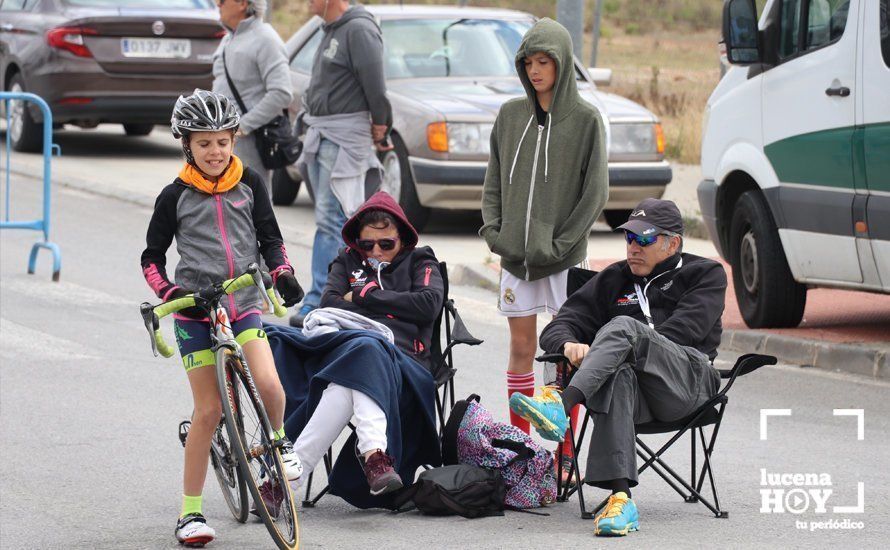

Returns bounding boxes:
[216,348,299,550]
[210,415,249,523]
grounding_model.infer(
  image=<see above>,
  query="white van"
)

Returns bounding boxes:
[699,0,889,328]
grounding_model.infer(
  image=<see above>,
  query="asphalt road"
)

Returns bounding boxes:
[1,129,888,548]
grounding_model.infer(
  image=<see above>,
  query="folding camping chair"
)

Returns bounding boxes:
[535,267,776,519]
[301,261,483,507]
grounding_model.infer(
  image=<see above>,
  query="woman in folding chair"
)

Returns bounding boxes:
[267,191,443,510]
[510,199,726,537]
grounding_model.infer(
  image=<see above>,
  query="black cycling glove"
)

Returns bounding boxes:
[275,271,305,307]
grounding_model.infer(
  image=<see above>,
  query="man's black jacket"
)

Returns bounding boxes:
[539,253,727,361]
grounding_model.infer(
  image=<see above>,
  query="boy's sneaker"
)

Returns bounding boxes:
[361,450,403,496]
[288,305,313,328]
[254,480,284,518]
[509,386,569,442]
[175,513,215,547]
[278,437,303,481]
[594,492,640,536]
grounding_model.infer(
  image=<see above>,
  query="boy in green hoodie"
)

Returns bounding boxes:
[480,18,608,471]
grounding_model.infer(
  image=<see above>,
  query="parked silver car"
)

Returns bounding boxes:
[273,4,671,231]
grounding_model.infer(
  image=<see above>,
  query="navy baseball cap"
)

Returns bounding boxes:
[617,198,684,236]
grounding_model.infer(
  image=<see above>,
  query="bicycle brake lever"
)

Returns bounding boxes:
[140,302,160,357]
[248,263,276,312]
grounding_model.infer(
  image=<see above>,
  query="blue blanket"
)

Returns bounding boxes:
[266,325,441,509]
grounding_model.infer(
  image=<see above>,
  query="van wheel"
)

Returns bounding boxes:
[603,209,632,230]
[271,167,301,206]
[729,190,806,328]
[378,134,430,232]
[7,74,44,153]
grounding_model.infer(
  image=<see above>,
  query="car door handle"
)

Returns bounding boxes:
[825,86,850,97]
[0,24,15,32]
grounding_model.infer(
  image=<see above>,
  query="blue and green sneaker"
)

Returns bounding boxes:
[509,386,569,441]
[594,492,639,536]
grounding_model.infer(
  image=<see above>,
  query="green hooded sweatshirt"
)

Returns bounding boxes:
[480,18,608,281]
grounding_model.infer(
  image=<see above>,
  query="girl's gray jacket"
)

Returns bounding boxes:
[141,167,293,319]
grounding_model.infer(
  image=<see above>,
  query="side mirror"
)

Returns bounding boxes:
[722,0,761,65]
[587,67,612,86]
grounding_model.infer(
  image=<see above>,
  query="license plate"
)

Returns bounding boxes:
[121,38,191,59]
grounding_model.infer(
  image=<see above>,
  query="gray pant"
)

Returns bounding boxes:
[567,316,720,489]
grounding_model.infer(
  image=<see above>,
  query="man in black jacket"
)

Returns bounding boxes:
[510,198,725,537]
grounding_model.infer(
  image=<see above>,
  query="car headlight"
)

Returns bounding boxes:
[609,122,663,157]
[427,122,492,154]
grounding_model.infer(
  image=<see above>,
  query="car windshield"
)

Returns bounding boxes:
[381,18,533,79]
[61,0,213,7]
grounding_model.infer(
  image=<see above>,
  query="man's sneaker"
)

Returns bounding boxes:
[288,305,313,328]
[278,437,303,481]
[594,492,640,536]
[361,450,403,496]
[509,386,569,442]
[175,513,215,547]
[251,480,285,519]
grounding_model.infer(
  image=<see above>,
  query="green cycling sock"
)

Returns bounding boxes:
[273,426,286,441]
[181,494,202,517]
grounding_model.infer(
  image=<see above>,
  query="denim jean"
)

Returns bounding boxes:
[303,138,347,310]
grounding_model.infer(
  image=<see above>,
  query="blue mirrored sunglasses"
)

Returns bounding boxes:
[624,231,659,247]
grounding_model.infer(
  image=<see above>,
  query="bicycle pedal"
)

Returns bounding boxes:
[178,420,191,448]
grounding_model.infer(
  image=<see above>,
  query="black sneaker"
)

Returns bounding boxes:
[175,513,215,547]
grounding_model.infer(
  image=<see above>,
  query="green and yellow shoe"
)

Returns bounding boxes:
[594,492,640,536]
[509,386,569,442]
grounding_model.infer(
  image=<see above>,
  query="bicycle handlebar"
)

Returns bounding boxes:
[140,263,287,358]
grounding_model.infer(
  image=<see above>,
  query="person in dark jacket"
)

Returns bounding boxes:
[509,198,726,537]
[278,191,443,501]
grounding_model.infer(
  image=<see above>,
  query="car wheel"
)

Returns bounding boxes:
[729,190,806,328]
[7,74,44,153]
[378,133,430,232]
[603,209,632,230]
[271,167,301,206]
[123,123,154,136]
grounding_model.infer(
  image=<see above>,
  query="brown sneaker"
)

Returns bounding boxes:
[362,451,403,496]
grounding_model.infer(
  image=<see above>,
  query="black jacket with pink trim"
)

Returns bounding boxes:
[140,167,293,318]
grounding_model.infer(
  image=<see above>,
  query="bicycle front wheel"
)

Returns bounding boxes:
[216,348,299,550]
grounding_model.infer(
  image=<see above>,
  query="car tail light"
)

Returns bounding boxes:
[214,29,227,38]
[654,123,665,155]
[46,27,97,58]
[427,122,448,152]
[58,97,93,105]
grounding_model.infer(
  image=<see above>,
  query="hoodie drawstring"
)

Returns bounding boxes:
[509,115,535,185]
[543,113,552,184]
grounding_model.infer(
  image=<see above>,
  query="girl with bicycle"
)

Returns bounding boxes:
[140,89,305,547]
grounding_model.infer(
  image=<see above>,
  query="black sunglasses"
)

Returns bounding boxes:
[356,237,399,252]
[624,231,660,247]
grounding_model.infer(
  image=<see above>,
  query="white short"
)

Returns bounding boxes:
[497,261,588,317]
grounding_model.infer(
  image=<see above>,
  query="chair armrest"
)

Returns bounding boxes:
[535,353,569,364]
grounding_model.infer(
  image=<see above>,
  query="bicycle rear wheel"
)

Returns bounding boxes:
[216,349,299,550]
[210,417,249,523]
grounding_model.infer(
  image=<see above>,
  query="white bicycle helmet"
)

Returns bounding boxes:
[171,89,240,139]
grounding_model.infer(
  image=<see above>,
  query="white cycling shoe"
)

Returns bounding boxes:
[175,513,215,547]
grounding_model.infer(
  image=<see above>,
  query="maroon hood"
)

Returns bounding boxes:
[341,191,419,251]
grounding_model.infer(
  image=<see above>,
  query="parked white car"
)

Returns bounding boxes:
[699,0,889,328]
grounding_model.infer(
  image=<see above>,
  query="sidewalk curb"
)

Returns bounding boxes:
[451,262,887,381]
[722,329,887,380]
[4,164,157,209]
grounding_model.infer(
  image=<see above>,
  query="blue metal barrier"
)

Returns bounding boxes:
[1,92,62,281]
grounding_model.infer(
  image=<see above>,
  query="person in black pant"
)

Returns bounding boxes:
[509,198,726,537]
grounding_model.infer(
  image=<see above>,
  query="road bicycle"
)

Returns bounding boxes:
[140,263,299,550]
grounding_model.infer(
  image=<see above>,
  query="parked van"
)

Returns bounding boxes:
[699,0,889,328]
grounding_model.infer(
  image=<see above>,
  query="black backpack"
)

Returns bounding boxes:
[393,464,506,518]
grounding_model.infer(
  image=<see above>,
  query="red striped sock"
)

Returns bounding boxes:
[557,405,582,459]
[507,371,536,434]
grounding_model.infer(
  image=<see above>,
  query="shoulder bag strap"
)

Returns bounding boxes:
[221,48,248,114]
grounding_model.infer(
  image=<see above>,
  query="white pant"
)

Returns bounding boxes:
[292,383,388,478]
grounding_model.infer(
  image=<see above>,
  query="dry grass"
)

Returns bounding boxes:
[267,2,722,164]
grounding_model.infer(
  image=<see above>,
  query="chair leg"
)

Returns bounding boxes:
[302,447,335,508]
[636,435,725,517]
[301,471,316,507]
[686,432,699,503]
[567,423,594,519]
